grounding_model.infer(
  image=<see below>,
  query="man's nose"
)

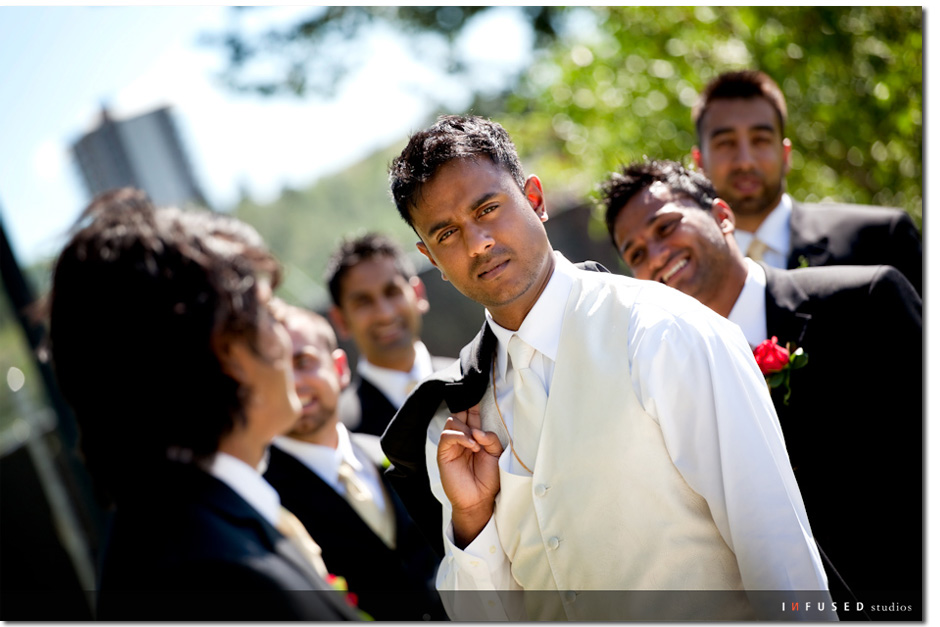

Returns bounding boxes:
[648,241,672,279]
[466,223,495,256]
[733,140,757,169]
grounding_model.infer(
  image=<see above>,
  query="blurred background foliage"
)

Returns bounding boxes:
[208,5,921,291]
[497,7,922,231]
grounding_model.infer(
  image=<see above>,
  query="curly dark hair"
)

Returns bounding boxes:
[389,114,526,228]
[324,232,416,307]
[691,70,788,140]
[48,188,282,504]
[598,160,717,248]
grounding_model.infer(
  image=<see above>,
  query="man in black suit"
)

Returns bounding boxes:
[691,69,922,294]
[264,303,447,621]
[601,160,923,617]
[46,189,359,620]
[326,233,454,436]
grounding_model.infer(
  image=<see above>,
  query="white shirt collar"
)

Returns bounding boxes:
[735,193,792,262]
[272,423,361,492]
[203,451,281,527]
[728,257,769,349]
[357,341,435,408]
[486,251,575,383]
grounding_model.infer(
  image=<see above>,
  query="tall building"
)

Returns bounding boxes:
[71,105,208,209]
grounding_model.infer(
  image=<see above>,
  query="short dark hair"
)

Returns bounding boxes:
[692,70,788,140]
[389,114,526,227]
[324,232,416,307]
[275,302,339,352]
[599,160,717,248]
[48,188,282,504]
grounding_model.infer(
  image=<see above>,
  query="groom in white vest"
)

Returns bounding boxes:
[380,115,834,621]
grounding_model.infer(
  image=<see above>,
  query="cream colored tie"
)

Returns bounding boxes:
[745,238,770,262]
[276,506,330,578]
[507,335,547,475]
[337,460,396,549]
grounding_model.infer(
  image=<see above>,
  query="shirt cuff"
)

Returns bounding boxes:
[443,516,512,587]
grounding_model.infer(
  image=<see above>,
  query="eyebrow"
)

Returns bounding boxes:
[709,123,777,140]
[426,191,501,238]
[620,213,663,256]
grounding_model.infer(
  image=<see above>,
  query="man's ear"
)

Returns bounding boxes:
[410,275,431,314]
[691,146,704,170]
[524,175,548,222]
[332,348,351,390]
[712,198,736,234]
[782,137,792,176]
[416,241,447,282]
[328,305,350,340]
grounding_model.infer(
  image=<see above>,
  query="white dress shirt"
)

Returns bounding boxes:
[435,253,828,619]
[728,257,770,348]
[483,252,573,473]
[357,341,436,408]
[272,423,388,514]
[203,451,282,527]
[734,193,792,270]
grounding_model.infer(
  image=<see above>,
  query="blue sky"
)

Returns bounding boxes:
[0,5,532,265]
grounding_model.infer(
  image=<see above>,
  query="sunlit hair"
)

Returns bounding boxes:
[324,232,416,306]
[389,114,526,228]
[273,301,339,353]
[599,160,718,248]
[47,187,281,505]
[692,70,788,139]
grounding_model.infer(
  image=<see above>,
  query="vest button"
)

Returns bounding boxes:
[565,591,577,604]
[547,536,560,550]
[534,484,548,497]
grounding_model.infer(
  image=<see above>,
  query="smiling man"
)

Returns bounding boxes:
[378,115,834,621]
[691,70,922,294]
[326,233,454,436]
[600,159,922,616]
[264,303,447,621]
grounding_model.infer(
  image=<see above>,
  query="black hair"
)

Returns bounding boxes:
[48,188,281,504]
[599,160,717,248]
[389,114,526,227]
[324,232,416,307]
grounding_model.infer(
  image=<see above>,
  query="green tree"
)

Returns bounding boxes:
[497,7,922,228]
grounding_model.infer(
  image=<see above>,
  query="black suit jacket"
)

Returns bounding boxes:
[379,261,610,557]
[761,263,922,603]
[788,201,922,295]
[264,438,448,620]
[339,355,456,437]
[95,462,359,621]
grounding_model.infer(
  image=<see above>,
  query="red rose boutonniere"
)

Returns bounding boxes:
[753,336,808,405]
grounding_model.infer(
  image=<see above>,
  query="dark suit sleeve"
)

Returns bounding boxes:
[885,211,923,296]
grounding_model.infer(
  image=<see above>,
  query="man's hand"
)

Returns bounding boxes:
[437,404,503,548]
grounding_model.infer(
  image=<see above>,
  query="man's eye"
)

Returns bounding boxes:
[481,204,497,216]
[439,228,456,242]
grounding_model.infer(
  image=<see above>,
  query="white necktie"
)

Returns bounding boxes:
[507,335,547,474]
[337,460,396,548]
[276,506,330,578]
[746,238,770,262]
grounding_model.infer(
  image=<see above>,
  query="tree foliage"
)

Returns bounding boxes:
[497,7,922,228]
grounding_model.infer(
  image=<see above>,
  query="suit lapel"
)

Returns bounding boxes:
[788,202,832,268]
[763,264,812,349]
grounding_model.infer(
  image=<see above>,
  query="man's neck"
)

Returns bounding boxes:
[288,418,340,449]
[733,192,785,233]
[707,255,749,318]
[365,344,417,373]
[488,252,556,331]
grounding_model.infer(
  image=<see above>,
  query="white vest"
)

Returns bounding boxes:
[430,269,756,620]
